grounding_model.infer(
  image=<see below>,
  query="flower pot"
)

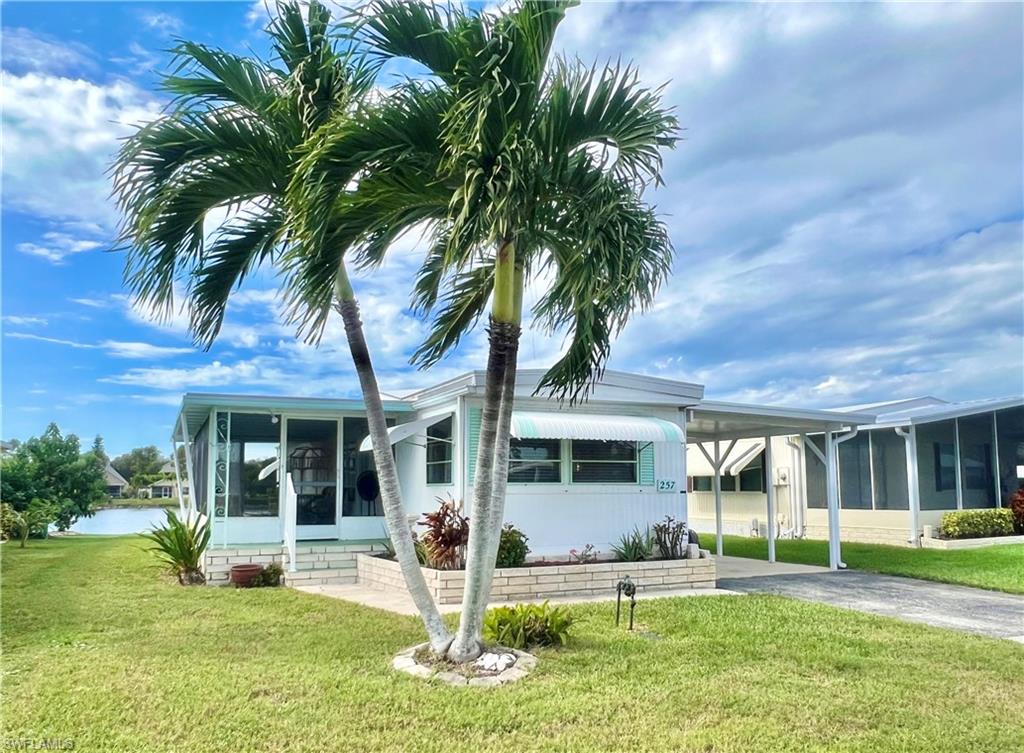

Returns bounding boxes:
[230,563,263,587]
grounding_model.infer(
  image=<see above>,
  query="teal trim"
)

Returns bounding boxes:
[639,442,655,485]
[466,407,482,484]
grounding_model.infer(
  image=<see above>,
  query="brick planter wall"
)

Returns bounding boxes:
[356,553,716,604]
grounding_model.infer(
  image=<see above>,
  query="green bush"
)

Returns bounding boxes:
[143,510,211,585]
[259,563,283,587]
[483,601,573,649]
[938,509,1015,539]
[495,524,530,568]
[611,526,654,561]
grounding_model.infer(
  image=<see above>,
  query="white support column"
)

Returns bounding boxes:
[697,437,737,557]
[764,435,776,563]
[829,428,859,569]
[896,426,921,547]
[992,411,1001,507]
[713,441,723,556]
[953,417,963,510]
[170,440,185,518]
[825,431,841,570]
[178,412,197,518]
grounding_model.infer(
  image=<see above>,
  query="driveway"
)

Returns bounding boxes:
[718,562,1024,642]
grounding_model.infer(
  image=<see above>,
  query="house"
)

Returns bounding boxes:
[171,369,888,583]
[104,464,129,499]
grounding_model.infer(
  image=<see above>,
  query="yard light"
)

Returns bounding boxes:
[615,575,637,630]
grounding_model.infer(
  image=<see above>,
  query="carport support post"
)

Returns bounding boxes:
[825,431,841,570]
[764,435,776,563]
[713,441,724,556]
[896,426,922,547]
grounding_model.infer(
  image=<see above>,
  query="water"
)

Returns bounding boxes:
[64,507,170,535]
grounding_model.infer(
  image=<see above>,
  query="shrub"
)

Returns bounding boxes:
[652,516,688,559]
[569,544,597,564]
[418,496,469,570]
[611,526,654,561]
[495,524,530,568]
[143,510,211,585]
[483,601,573,649]
[4,500,56,548]
[1006,488,1024,534]
[259,563,283,587]
[938,509,1015,539]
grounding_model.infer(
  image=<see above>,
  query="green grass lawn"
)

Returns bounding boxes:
[95,497,177,510]
[3,537,1023,753]
[718,535,1024,594]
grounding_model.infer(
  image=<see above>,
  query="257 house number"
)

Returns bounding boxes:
[656,479,676,492]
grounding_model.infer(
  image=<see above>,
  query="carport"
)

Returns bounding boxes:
[686,401,876,570]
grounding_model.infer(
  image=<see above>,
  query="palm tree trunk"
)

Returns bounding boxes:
[448,244,521,663]
[334,261,451,654]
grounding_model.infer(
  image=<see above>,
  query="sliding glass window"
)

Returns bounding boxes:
[916,420,958,510]
[958,414,996,508]
[871,429,908,510]
[227,412,280,517]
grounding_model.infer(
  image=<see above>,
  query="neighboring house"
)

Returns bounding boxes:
[104,464,129,499]
[170,371,1023,581]
[0,440,15,457]
[147,479,180,499]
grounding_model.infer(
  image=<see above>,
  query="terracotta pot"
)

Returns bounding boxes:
[230,563,263,587]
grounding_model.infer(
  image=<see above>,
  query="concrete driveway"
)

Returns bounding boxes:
[717,560,1024,642]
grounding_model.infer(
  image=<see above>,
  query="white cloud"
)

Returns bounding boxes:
[2,315,47,327]
[70,298,112,309]
[0,72,161,228]
[140,11,184,36]
[1,28,95,76]
[16,231,104,265]
[4,332,194,359]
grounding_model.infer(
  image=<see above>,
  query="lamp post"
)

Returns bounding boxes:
[615,575,637,631]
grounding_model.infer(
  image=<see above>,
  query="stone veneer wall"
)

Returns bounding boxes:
[803,525,912,546]
[356,553,716,604]
[205,543,386,586]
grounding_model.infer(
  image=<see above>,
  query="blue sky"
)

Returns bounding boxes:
[2,1,1022,456]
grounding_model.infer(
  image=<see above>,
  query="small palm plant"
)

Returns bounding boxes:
[144,511,211,585]
[7,500,57,548]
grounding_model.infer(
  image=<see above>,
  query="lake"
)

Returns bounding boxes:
[65,507,170,535]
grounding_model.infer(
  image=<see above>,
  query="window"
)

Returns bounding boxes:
[871,429,908,510]
[425,417,453,485]
[690,475,737,492]
[738,450,765,492]
[839,433,871,509]
[805,435,827,508]
[227,412,281,518]
[933,442,956,492]
[958,414,995,508]
[508,439,561,483]
[571,440,637,483]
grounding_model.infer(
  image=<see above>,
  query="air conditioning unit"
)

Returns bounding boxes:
[774,466,790,486]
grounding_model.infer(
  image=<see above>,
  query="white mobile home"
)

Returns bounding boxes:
[171,370,887,584]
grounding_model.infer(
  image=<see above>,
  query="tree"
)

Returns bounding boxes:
[90,436,109,468]
[0,424,107,529]
[110,0,451,651]
[290,0,677,660]
[110,446,165,486]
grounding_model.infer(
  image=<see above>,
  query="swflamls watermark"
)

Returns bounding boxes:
[4,739,75,750]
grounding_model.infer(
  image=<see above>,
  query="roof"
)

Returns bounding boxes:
[687,400,875,441]
[104,464,128,486]
[861,395,1024,429]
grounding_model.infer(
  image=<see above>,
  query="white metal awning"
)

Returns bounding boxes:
[686,438,765,476]
[358,412,454,452]
[511,411,684,443]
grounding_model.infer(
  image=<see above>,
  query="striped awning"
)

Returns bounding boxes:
[686,438,765,476]
[510,411,684,443]
[358,412,454,452]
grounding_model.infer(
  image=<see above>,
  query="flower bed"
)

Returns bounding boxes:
[356,552,716,604]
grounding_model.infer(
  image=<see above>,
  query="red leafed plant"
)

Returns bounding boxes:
[1007,487,1024,534]
[418,496,469,570]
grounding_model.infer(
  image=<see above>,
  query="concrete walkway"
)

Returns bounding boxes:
[718,566,1024,643]
[295,582,740,616]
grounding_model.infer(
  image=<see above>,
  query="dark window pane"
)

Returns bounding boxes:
[692,476,713,492]
[508,461,561,483]
[425,417,453,484]
[996,406,1024,504]
[917,420,957,510]
[721,474,738,492]
[738,450,764,492]
[959,414,995,508]
[871,430,908,510]
[571,440,637,462]
[573,461,637,483]
[839,433,871,509]
[510,439,561,461]
[805,435,827,508]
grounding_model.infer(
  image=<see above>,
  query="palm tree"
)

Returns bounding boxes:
[110,0,452,652]
[287,0,677,661]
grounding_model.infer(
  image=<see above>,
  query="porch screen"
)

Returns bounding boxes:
[227,412,280,517]
[192,418,210,515]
